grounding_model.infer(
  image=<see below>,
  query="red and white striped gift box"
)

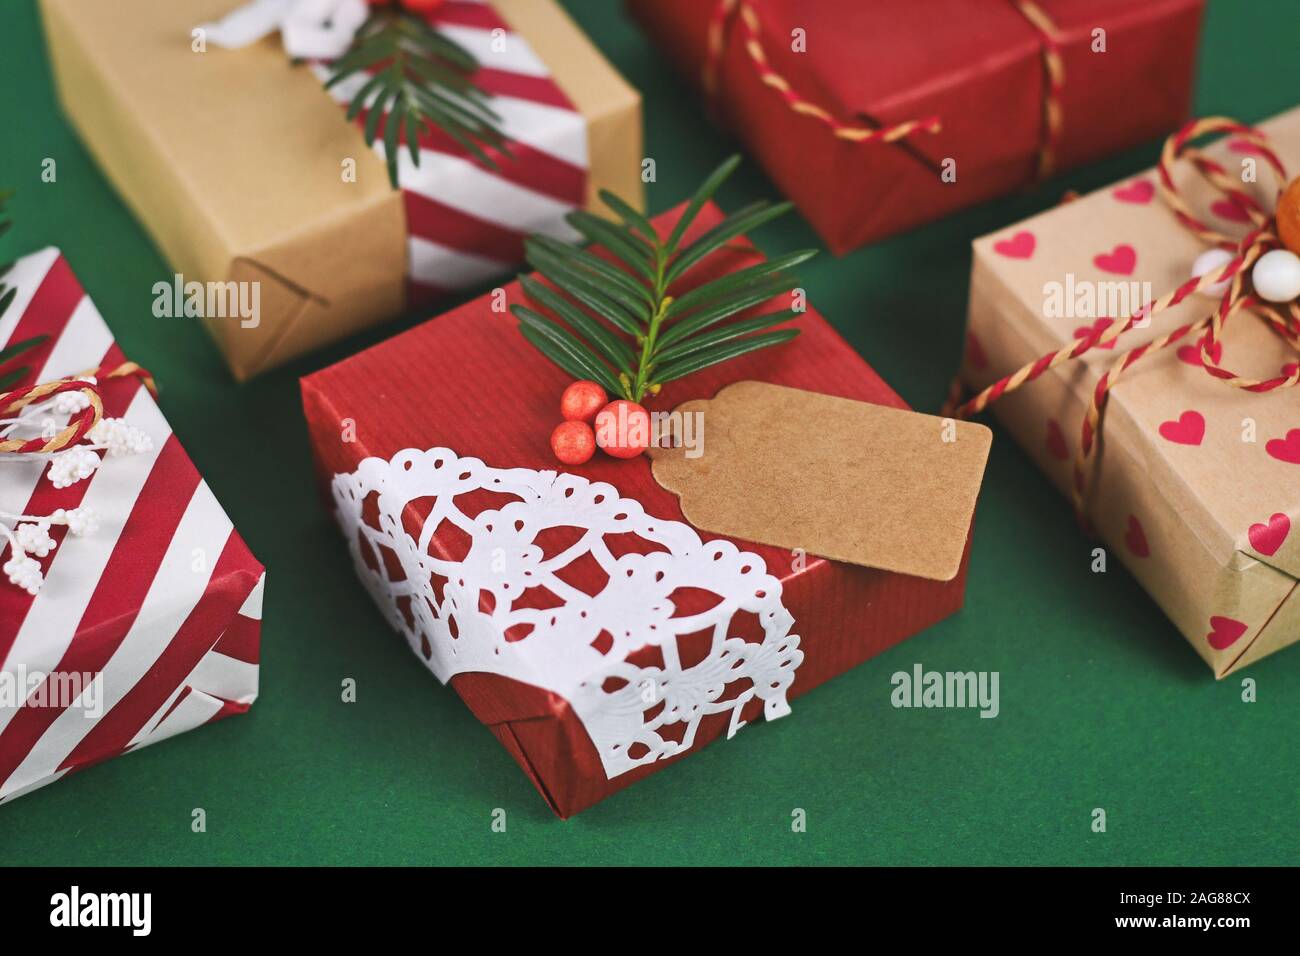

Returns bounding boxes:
[316,0,590,304]
[0,248,264,805]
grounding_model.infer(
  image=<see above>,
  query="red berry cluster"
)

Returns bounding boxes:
[550,381,651,465]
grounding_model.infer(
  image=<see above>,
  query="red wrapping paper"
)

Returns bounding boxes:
[627,0,1204,253]
[301,203,971,817]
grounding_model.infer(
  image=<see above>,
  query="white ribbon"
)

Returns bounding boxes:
[198,0,370,60]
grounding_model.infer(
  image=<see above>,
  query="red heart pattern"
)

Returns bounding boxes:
[1113,180,1154,204]
[1248,513,1290,556]
[1206,615,1248,650]
[1125,515,1150,558]
[1176,335,1223,367]
[1158,410,1205,446]
[1093,244,1137,275]
[1045,419,1069,461]
[980,170,1289,664]
[966,332,988,370]
[1210,198,1250,223]
[1266,429,1300,464]
[994,231,1035,259]
[1074,317,1117,349]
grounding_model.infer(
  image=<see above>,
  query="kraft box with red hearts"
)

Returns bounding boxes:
[960,106,1300,677]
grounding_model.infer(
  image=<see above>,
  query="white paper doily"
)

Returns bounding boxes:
[331,447,802,778]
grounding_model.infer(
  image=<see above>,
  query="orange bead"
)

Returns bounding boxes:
[550,421,595,466]
[594,400,651,459]
[559,380,607,424]
[1278,177,1300,257]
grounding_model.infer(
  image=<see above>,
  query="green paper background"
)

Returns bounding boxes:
[1,0,1298,866]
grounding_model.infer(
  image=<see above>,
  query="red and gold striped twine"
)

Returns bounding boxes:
[703,0,1065,175]
[945,117,1300,521]
[0,361,156,455]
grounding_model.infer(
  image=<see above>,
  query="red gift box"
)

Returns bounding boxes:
[0,248,264,803]
[301,203,972,817]
[626,0,1204,253]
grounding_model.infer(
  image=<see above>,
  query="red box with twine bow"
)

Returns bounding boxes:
[956,108,1300,677]
[627,0,1205,253]
[0,248,264,804]
[301,202,983,817]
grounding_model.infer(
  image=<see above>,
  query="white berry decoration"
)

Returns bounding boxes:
[51,386,93,416]
[47,445,102,489]
[14,523,56,559]
[0,362,153,594]
[1252,249,1300,303]
[87,417,153,457]
[1191,248,1234,297]
[58,507,100,537]
[3,553,44,596]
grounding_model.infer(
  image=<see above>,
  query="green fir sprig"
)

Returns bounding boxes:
[324,10,509,189]
[511,156,813,404]
[0,191,49,392]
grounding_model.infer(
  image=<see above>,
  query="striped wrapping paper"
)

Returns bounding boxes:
[0,248,264,805]
[316,0,588,303]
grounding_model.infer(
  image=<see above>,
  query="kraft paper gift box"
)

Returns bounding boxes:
[961,106,1300,678]
[0,248,264,804]
[626,0,1204,254]
[301,201,990,818]
[39,0,643,380]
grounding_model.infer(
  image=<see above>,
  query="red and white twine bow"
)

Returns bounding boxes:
[199,0,369,59]
[704,0,1066,177]
[0,361,154,454]
[0,360,156,594]
[947,117,1300,520]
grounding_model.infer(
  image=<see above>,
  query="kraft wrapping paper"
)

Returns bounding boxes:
[966,106,1300,677]
[39,0,643,380]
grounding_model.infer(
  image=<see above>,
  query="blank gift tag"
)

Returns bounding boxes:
[649,381,992,581]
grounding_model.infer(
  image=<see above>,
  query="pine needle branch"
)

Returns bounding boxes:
[511,156,813,403]
[324,10,509,189]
